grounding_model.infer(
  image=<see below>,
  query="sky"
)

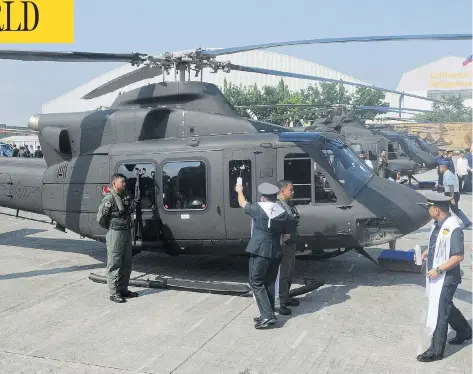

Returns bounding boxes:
[0,0,471,127]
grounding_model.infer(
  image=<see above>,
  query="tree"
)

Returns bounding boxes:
[221,79,392,125]
[413,96,472,123]
[351,87,389,119]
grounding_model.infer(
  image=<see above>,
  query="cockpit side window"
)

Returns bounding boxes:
[284,153,337,204]
[284,154,311,205]
[313,161,338,203]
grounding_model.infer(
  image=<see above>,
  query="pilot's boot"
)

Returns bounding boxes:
[285,298,300,306]
[120,290,139,298]
[278,306,291,315]
[110,294,126,303]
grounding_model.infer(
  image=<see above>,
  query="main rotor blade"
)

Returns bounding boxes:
[226,64,439,102]
[201,34,472,57]
[82,65,163,100]
[353,106,433,113]
[0,50,145,63]
[237,104,433,112]
[236,104,333,109]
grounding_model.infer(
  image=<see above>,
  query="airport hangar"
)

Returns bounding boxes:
[395,55,473,114]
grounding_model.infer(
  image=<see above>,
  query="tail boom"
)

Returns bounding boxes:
[0,158,45,215]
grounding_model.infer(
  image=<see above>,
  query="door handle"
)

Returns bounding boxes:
[216,205,221,215]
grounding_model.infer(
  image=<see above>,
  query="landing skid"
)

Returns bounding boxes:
[297,248,350,260]
[297,247,379,265]
[88,273,324,298]
[406,180,438,190]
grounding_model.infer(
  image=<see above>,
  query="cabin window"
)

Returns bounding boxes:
[117,163,156,210]
[162,161,207,210]
[313,162,337,203]
[284,154,311,205]
[229,160,252,208]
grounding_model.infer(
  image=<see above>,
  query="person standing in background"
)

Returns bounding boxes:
[440,162,472,229]
[456,151,470,194]
[378,150,389,178]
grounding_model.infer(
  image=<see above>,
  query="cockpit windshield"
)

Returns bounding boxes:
[320,138,373,199]
[416,137,430,149]
[403,135,422,152]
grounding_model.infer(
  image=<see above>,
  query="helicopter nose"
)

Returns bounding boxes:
[356,175,431,236]
[420,151,437,169]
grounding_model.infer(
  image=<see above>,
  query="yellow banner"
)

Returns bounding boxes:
[0,0,74,43]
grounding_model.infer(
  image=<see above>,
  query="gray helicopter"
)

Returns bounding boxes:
[367,122,440,156]
[0,33,470,264]
[238,105,431,182]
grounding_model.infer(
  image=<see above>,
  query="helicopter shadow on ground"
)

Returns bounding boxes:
[1,227,471,309]
[0,227,108,281]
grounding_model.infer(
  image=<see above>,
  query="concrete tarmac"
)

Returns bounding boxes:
[0,170,471,374]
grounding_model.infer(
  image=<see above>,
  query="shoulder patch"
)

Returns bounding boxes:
[442,228,450,235]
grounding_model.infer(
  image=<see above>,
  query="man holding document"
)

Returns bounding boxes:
[235,181,292,329]
[415,191,472,362]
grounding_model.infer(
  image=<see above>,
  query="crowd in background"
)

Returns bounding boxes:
[11,144,43,158]
[436,148,472,194]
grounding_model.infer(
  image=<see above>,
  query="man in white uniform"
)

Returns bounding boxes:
[440,162,472,229]
[415,192,472,362]
[456,150,471,194]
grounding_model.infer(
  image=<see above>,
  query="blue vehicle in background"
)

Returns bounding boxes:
[0,142,13,157]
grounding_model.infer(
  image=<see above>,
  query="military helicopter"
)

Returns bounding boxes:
[367,122,438,170]
[237,105,427,182]
[0,33,470,266]
[367,122,440,155]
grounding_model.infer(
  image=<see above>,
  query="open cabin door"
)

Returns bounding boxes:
[111,158,161,245]
[276,133,353,249]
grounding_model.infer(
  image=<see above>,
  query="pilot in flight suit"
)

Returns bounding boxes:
[416,191,472,362]
[97,173,139,303]
[276,180,300,316]
[235,182,292,329]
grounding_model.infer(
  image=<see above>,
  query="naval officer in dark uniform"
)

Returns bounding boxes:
[235,182,292,329]
[416,192,472,362]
